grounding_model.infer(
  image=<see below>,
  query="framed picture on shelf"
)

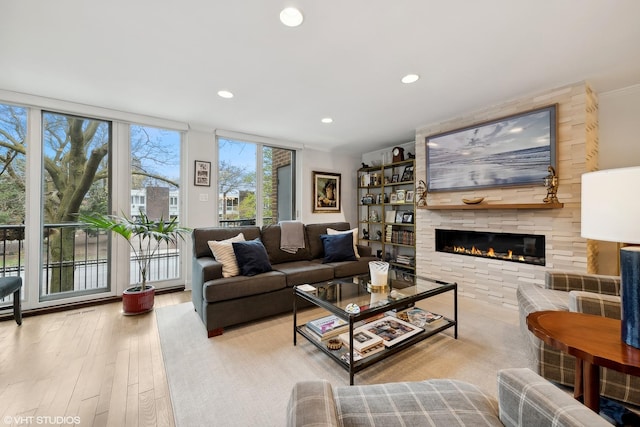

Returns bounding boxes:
[194,160,211,186]
[385,210,396,223]
[395,189,406,203]
[402,211,414,224]
[401,165,414,182]
[405,190,415,203]
[313,171,341,212]
[395,210,404,224]
[391,174,400,183]
[389,192,398,204]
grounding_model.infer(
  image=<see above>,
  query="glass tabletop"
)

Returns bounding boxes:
[297,267,455,317]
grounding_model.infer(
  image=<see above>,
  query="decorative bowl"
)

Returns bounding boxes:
[462,197,485,205]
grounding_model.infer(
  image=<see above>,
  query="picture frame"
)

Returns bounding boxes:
[395,210,404,224]
[426,104,557,192]
[405,190,415,203]
[194,160,211,186]
[313,171,341,212]
[395,189,406,203]
[402,211,414,224]
[389,192,398,204]
[391,174,400,183]
[401,165,414,182]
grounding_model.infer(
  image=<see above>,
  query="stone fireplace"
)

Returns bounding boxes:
[435,229,546,266]
[413,82,598,309]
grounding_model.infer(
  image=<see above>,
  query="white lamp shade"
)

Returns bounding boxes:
[581,166,640,244]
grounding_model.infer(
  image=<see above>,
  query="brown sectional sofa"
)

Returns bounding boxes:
[192,222,377,337]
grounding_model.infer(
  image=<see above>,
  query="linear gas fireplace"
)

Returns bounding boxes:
[435,229,545,266]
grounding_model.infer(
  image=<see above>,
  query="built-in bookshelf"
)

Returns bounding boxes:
[357,158,415,271]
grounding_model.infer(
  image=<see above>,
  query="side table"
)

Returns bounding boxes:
[526,310,640,412]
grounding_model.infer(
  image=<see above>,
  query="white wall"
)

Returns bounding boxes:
[184,128,217,229]
[599,84,640,169]
[593,84,640,274]
[299,148,360,226]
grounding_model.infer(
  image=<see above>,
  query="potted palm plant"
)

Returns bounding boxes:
[79,211,190,315]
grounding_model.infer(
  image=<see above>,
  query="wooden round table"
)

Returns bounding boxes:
[526,310,640,412]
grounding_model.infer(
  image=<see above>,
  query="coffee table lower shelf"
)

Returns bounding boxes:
[295,318,456,384]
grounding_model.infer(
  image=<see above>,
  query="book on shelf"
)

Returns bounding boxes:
[338,328,383,353]
[339,343,385,364]
[306,314,348,338]
[361,315,423,347]
[396,255,415,265]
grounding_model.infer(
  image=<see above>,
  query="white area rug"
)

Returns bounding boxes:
[156,297,528,427]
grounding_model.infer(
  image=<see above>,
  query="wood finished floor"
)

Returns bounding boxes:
[0,291,191,427]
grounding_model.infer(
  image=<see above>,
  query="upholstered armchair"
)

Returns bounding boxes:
[517,271,640,406]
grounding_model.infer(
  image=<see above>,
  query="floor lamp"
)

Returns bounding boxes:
[581,167,640,348]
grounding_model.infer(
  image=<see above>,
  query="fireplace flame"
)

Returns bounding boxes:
[447,245,532,264]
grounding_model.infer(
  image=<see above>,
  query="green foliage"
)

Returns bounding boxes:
[79,211,190,291]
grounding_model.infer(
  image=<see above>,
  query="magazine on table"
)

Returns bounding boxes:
[307,314,348,337]
[363,315,424,347]
[338,328,383,353]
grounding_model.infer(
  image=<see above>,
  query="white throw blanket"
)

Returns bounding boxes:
[280,220,305,254]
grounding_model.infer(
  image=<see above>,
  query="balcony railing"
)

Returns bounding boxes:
[0,222,182,304]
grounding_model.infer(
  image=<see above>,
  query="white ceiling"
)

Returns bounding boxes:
[2,1,640,154]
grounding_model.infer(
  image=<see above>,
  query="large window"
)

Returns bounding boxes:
[130,124,182,285]
[0,96,187,311]
[41,111,111,298]
[0,103,27,306]
[218,138,295,226]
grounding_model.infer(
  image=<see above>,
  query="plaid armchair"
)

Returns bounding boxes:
[517,271,640,406]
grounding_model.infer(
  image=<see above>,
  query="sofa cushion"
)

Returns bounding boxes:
[306,222,351,260]
[193,226,261,258]
[273,260,334,286]
[334,379,501,427]
[320,233,357,263]
[327,227,360,258]
[261,224,311,264]
[207,233,246,277]
[233,238,272,276]
[323,256,377,278]
[203,271,287,302]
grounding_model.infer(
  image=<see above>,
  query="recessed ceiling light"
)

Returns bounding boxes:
[280,7,304,27]
[217,90,234,99]
[321,117,333,124]
[401,74,420,84]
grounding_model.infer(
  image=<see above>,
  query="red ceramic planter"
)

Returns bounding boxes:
[122,285,155,315]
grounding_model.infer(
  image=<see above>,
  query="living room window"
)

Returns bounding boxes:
[130,124,183,287]
[0,103,27,306]
[217,137,296,226]
[41,111,112,299]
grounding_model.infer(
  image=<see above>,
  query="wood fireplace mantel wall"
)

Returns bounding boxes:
[414,82,597,310]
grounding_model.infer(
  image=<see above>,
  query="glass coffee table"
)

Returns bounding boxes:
[293,268,457,384]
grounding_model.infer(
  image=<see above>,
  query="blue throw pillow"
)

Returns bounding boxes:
[320,233,357,263]
[232,238,273,276]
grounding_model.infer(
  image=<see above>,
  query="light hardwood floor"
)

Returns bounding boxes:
[0,291,191,427]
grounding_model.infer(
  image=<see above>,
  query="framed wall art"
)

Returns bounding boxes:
[426,104,557,192]
[194,160,211,186]
[313,171,341,212]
